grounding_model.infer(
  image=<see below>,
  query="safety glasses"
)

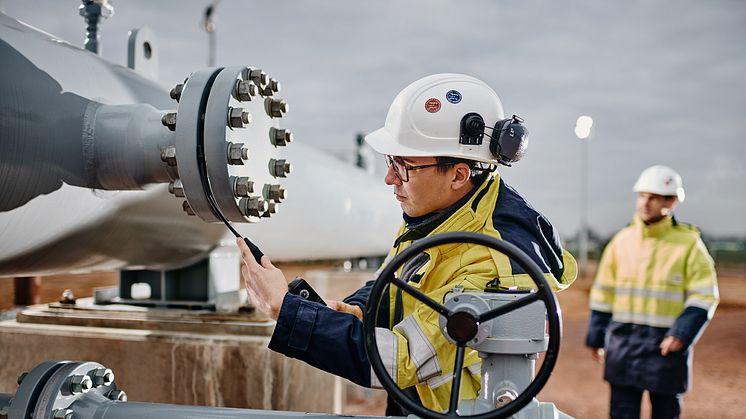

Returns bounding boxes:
[384,155,450,182]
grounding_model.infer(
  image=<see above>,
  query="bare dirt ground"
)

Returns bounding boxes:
[2,267,745,418]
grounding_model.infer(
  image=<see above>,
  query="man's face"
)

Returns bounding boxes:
[636,192,677,224]
[384,156,455,217]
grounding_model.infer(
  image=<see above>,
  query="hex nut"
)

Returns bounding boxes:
[53,408,74,419]
[227,142,249,165]
[232,177,254,197]
[268,78,281,93]
[248,69,268,87]
[268,159,292,178]
[240,197,269,218]
[269,127,293,147]
[69,374,92,395]
[262,184,287,202]
[161,146,178,166]
[168,179,185,197]
[182,201,195,216]
[88,368,114,387]
[267,201,278,215]
[170,83,184,101]
[228,107,251,128]
[264,98,288,118]
[161,112,177,131]
[107,389,128,402]
[235,80,257,101]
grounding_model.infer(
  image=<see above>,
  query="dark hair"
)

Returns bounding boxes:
[435,157,492,184]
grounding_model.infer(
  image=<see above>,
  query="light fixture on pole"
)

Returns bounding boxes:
[574,115,593,278]
[201,0,221,67]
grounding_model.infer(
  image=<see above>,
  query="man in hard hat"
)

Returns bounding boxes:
[238,73,577,414]
[586,165,719,419]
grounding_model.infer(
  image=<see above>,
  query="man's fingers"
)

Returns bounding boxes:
[660,339,671,356]
[327,300,341,311]
[236,238,261,268]
[327,300,363,320]
[260,255,274,269]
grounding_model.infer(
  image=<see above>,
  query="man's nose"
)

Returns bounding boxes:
[384,165,401,186]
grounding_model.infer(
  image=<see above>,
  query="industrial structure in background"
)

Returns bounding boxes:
[0,1,398,416]
[0,2,568,419]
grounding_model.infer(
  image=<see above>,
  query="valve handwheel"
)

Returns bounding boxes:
[363,232,562,419]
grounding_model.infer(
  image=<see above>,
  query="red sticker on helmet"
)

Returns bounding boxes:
[425,98,441,113]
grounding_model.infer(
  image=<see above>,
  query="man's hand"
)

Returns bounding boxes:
[589,347,605,364]
[328,300,363,321]
[237,238,288,320]
[660,335,685,356]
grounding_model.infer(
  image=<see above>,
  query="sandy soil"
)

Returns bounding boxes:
[2,268,744,418]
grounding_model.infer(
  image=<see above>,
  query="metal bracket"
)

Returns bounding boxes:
[127,26,158,80]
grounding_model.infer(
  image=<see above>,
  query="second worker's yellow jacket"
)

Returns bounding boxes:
[590,215,719,327]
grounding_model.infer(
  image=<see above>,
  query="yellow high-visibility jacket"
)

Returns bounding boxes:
[590,215,719,327]
[372,173,577,411]
[269,173,576,412]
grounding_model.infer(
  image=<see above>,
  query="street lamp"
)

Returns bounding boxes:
[575,115,593,278]
[201,0,221,67]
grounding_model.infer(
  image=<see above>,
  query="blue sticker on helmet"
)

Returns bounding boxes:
[446,90,462,104]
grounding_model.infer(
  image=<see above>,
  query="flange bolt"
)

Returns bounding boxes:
[68,374,92,395]
[161,112,177,131]
[232,177,254,197]
[269,127,293,147]
[262,184,287,202]
[235,80,257,101]
[264,98,288,118]
[227,142,249,165]
[239,197,269,218]
[170,84,184,101]
[269,158,292,178]
[228,107,251,128]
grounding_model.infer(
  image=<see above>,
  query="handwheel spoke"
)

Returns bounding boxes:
[447,344,466,415]
[477,292,542,323]
[391,276,453,317]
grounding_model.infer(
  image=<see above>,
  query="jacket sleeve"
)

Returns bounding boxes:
[585,239,617,347]
[681,237,719,316]
[589,238,617,314]
[667,237,719,346]
[268,293,372,387]
[586,310,612,348]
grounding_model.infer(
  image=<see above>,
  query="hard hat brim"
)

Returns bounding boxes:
[364,127,497,164]
[633,185,686,203]
[364,127,417,157]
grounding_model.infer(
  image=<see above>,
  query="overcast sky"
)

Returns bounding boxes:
[3,0,745,238]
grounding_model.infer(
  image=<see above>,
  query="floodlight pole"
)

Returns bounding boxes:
[575,116,594,279]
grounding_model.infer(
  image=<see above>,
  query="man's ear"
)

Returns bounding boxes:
[451,163,472,190]
[665,197,679,211]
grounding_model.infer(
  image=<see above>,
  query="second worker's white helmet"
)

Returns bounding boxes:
[633,165,686,203]
[364,73,507,164]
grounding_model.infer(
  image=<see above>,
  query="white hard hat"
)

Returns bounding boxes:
[633,165,686,203]
[364,73,506,164]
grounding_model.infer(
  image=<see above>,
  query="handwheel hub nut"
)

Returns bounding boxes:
[445,311,479,343]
